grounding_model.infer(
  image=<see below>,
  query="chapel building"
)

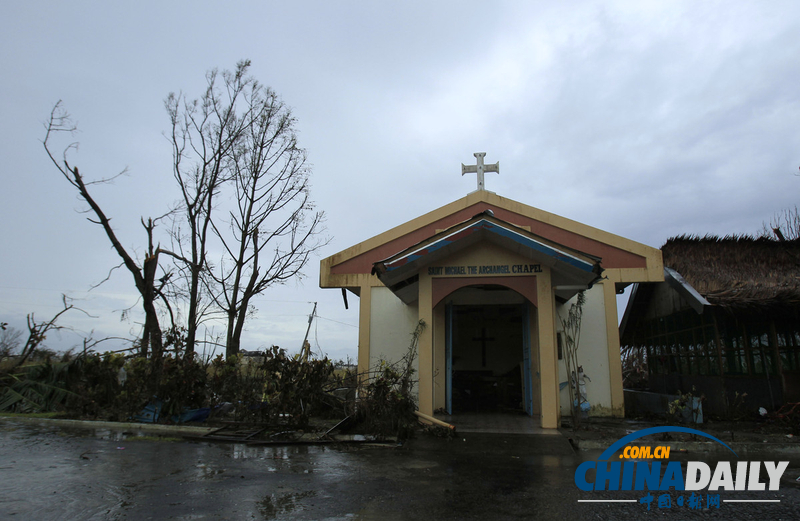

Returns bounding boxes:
[320,159,663,428]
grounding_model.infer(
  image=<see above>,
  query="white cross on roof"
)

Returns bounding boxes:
[461,152,499,191]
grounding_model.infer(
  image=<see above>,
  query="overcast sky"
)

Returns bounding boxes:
[2,1,799,361]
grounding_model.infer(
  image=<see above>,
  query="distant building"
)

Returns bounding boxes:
[620,235,800,416]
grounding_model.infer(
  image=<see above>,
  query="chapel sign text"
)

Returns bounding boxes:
[427,264,542,276]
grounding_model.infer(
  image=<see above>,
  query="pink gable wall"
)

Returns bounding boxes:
[432,276,538,308]
[330,202,646,275]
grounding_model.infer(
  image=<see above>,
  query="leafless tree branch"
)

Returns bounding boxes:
[43,102,166,380]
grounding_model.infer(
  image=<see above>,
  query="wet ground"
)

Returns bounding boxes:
[3,419,800,520]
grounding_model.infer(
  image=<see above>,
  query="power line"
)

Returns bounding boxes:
[315,315,358,328]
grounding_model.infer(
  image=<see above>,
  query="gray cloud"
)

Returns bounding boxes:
[2,1,799,359]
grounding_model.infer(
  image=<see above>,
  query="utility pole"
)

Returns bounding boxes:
[300,302,317,361]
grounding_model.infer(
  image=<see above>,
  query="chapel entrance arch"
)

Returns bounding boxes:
[438,284,538,416]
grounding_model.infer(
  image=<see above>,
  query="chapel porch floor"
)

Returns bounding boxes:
[434,411,560,435]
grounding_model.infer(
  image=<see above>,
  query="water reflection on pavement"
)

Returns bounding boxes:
[2,420,800,520]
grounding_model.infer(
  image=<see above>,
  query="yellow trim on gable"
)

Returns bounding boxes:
[320,191,664,288]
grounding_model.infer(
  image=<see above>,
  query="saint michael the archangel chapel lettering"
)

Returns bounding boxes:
[427,264,542,276]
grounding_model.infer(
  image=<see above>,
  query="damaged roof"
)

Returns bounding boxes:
[662,234,800,310]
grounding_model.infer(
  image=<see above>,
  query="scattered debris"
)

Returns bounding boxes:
[188,422,268,443]
[133,401,161,424]
[318,415,353,440]
[414,411,455,431]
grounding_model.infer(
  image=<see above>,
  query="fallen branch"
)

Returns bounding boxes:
[414,410,455,430]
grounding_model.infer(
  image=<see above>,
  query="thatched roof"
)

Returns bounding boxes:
[662,234,800,310]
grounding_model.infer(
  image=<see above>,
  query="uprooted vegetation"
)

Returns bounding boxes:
[347,320,424,440]
[0,321,427,442]
[0,348,338,427]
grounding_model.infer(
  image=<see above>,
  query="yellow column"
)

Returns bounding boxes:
[529,303,541,416]
[418,271,434,416]
[602,274,625,417]
[537,269,560,429]
[433,305,446,411]
[357,276,372,380]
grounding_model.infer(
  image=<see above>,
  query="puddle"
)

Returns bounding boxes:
[194,462,227,480]
[259,490,317,518]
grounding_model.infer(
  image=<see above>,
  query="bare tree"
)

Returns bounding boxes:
[163,64,256,356]
[43,104,169,372]
[762,205,800,241]
[4,296,86,370]
[43,61,325,364]
[168,61,327,357]
[0,327,23,359]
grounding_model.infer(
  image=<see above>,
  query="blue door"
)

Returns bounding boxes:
[522,302,534,416]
